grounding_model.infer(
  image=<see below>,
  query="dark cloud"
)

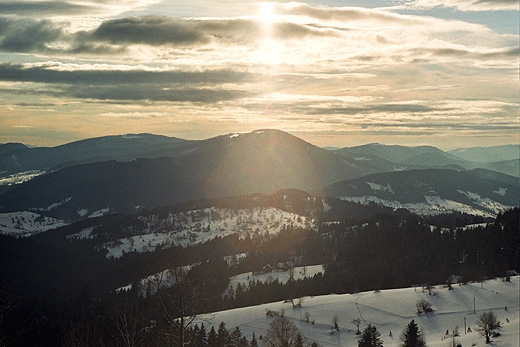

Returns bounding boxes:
[0,17,62,52]
[0,63,256,85]
[82,15,335,49]
[0,1,88,16]
[419,46,519,59]
[0,63,257,103]
[90,16,209,46]
[0,14,337,55]
[304,104,444,115]
[66,85,252,103]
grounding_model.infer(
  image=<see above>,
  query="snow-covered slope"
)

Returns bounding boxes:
[0,211,66,237]
[197,277,519,347]
[101,207,316,259]
[321,169,519,218]
[227,265,324,295]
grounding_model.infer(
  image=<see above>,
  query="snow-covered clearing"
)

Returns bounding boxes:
[118,263,324,299]
[366,182,394,194]
[102,207,316,259]
[339,194,511,218]
[67,226,96,240]
[0,211,67,237]
[197,276,519,347]
[226,265,324,294]
[456,190,513,215]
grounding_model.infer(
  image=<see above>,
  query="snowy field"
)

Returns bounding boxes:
[102,207,316,259]
[340,192,513,218]
[197,276,520,347]
[226,265,324,295]
[0,211,66,237]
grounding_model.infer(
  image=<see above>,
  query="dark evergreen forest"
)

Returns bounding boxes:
[0,205,518,346]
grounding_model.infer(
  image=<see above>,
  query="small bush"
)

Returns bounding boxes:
[415,299,433,314]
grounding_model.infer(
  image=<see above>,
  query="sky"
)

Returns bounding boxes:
[0,0,518,149]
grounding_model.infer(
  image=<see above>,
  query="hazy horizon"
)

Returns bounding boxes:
[3,129,519,152]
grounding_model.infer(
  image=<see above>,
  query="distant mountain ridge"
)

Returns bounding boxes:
[0,133,189,175]
[0,130,518,221]
[449,144,520,163]
[0,130,386,220]
[332,142,519,176]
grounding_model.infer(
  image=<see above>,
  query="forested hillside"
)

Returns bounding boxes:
[1,201,517,346]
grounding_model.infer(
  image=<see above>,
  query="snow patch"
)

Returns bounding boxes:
[89,208,110,218]
[339,195,497,218]
[457,190,512,214]
[230,133,240,138]
[67,227,96,240]
[0,211,67,237]
[102,207,316,259]
[0,170,44,186]
[77,208,88,217]
[366,182,394,194]
[226,265,323,296]
[493,187,507,196]
[45,197,72,211]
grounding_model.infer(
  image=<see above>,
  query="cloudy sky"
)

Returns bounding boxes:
[0,0,518,149]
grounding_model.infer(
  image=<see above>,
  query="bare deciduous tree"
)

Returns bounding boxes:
[263,316,302,347]
[352,318,362,334]
[332,315,339,332]
[476,311,501,344]
[154,265,207,347]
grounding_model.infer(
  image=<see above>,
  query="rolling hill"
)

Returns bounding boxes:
[319,169,519,217]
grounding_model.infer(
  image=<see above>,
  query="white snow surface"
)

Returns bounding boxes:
[89,207,111,218]
[67,227,96,240]
[226,265,324,295]
[366,182,394,194]
[0,211,67,237]
[457,190,513,214]
[493,188,507,197]
[339,193,513,218]
[196,277,520,347]
[102,207,316,259]
[0,170,44,186]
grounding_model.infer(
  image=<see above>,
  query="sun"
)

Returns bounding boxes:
[259,2,275,25]
[259,2,276,41]
[252,2,284,66]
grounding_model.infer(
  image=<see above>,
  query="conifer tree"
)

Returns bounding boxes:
[196,324,208,347]
[208,326,217,347]
[294,333,304,347]
[217,321,230,347]
[358,324,383,347]
[250,332,258,347]
[399,320,426,347]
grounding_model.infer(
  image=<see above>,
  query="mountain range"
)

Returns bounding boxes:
[0,129,518,222]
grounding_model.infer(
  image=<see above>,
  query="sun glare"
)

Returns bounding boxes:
[259,2,275,24]
[252,2,284,67]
